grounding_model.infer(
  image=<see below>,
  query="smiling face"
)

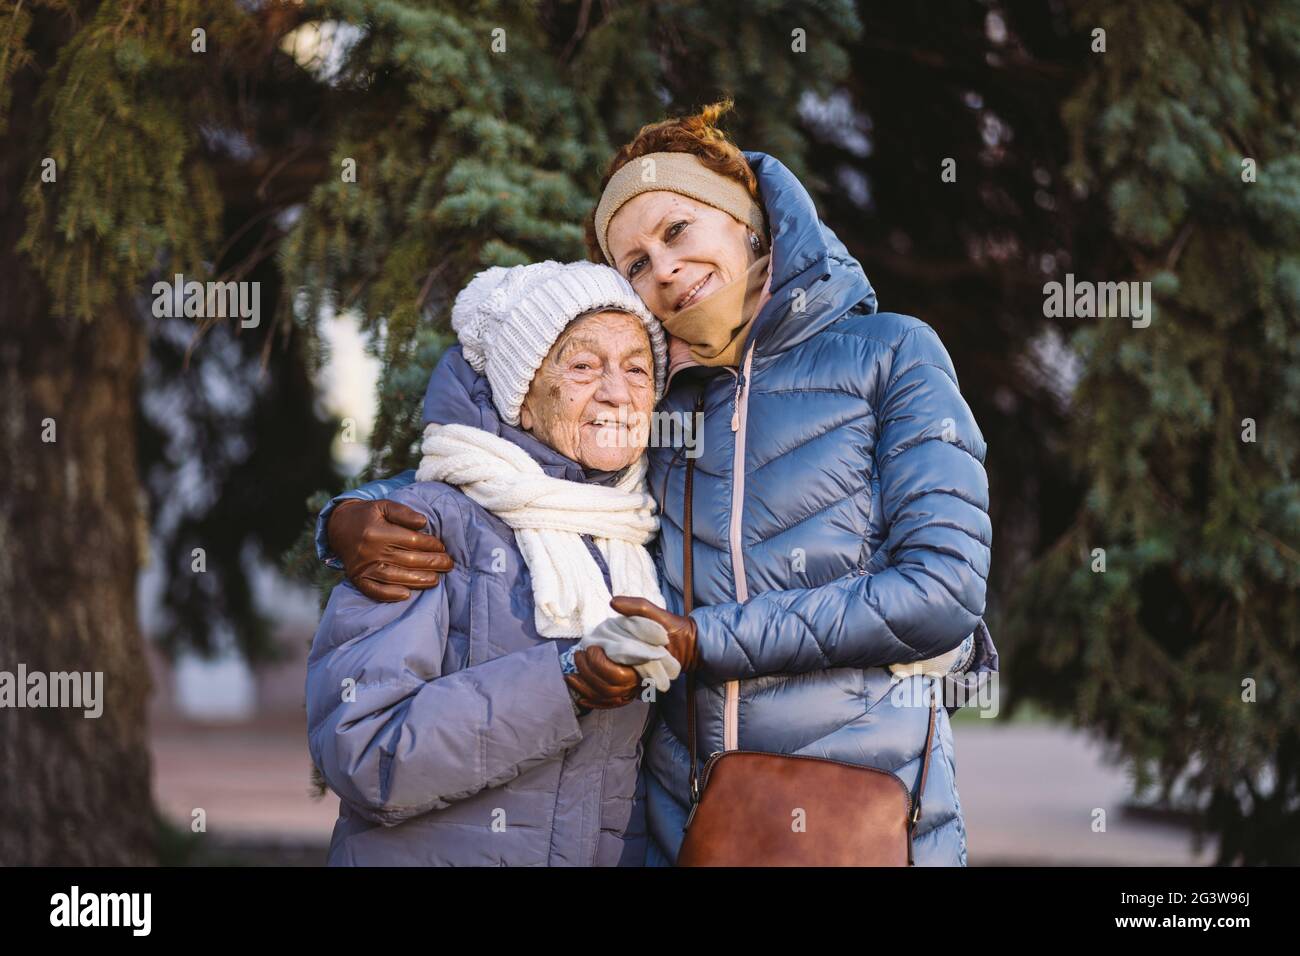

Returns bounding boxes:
[518,310,656,472]
[606,191,755,322]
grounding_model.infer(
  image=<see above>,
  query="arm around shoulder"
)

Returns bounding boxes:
[305,485,583,825]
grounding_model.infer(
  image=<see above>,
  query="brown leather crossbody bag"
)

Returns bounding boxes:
[674,394,938,866]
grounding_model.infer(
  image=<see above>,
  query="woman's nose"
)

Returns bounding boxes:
[651,249,680,285]
[595,368,633,405]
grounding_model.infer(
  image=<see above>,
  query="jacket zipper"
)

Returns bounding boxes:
[682,344,752,791]
[722,344,756,751]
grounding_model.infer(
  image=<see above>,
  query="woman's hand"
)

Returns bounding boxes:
[577,611,679,692]
[609,596,700,672]
[328,498,455,601]
[565,646,641,709]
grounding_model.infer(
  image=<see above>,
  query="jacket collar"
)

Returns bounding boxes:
[421,345,623,486]
[739,151,878,359]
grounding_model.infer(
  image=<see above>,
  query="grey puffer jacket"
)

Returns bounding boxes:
[305,347,653,866]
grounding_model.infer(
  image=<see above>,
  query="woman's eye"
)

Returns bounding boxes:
[667,220,687,239]
[574,363,592,371]
[629,366,647,376]
[627,258,646,279]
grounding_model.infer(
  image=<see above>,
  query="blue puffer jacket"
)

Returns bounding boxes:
[317,151,997,867]
[305,347,653,866]
[639,151,996,867]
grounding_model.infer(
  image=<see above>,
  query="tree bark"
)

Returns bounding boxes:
[0,10,157,866]
[0,288,157,865]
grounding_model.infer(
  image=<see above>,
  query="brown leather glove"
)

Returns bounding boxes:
[327,498,454,602]
[609,596,700,673]
[565,646,641,709]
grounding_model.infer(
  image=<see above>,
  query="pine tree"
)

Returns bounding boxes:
[1004,0,1300,863]
[1,0,333,863]
[279,0,862,487]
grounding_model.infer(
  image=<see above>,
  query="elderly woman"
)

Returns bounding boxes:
[305,260,677,866]
[319,103,998,866]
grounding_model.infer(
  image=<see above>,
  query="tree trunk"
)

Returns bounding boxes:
[0,12,157,865]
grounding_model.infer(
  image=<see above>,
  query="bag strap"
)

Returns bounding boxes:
[681,388,936,837]
[684,392,703,804]
[909,680,939,858]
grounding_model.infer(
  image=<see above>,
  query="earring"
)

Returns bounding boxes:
[749,231,762,252]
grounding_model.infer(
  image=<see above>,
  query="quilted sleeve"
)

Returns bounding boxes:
[688,321,991,682]
[305,485,584,825]
[314,469,418,568]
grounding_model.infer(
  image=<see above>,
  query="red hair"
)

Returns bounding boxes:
[584,99,763,262]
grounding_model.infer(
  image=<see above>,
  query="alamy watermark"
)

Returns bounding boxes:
[887,670,1000,718]
[0,664,103,718]
[593,408,704,458]
[151,273,260,328]
[50,886,150,936]
[1043,273,1151,328]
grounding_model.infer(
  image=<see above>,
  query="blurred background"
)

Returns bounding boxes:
[2,0,1296,866]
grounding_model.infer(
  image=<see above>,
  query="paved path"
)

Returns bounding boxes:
[954,721,1217,865]
[150,716,1217,865]
[151,717,338,850]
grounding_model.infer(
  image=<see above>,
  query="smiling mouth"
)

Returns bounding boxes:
[675,272,714,311]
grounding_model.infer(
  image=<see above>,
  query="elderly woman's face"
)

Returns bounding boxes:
[606,191,754,321]
[519,310,655,471]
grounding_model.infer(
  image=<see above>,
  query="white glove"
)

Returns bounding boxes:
[633,656,677,696]
[578,613,682,693]
[888,632,973,679]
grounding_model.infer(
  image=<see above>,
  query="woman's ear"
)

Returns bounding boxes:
[519,400,534,431]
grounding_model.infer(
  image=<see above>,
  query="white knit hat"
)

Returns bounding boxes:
[449,260,668,426]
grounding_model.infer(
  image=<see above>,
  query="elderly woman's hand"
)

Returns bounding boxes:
[579,615,681,692]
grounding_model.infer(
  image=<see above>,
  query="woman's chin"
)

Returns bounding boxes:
[576,438,645,472]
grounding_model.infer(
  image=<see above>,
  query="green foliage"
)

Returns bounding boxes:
[0,0,48,133]
[1005,0,1300,863]
[11,1,341,661]
[16,1,260,319]
[280,0,859,482]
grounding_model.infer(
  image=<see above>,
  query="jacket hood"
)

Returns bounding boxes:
[741,150,878,358]
[421,344,623,486]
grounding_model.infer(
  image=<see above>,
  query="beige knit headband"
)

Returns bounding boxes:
[593,151,767,267]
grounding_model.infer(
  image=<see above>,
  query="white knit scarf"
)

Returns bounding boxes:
[416,423,666,639]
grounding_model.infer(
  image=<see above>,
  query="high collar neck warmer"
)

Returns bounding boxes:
[661,253,773,368]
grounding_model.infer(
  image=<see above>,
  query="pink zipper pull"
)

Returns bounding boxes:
[731,370,743,431]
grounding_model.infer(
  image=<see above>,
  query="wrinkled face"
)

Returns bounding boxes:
[606,191,755,322]
[519,310,655,471]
